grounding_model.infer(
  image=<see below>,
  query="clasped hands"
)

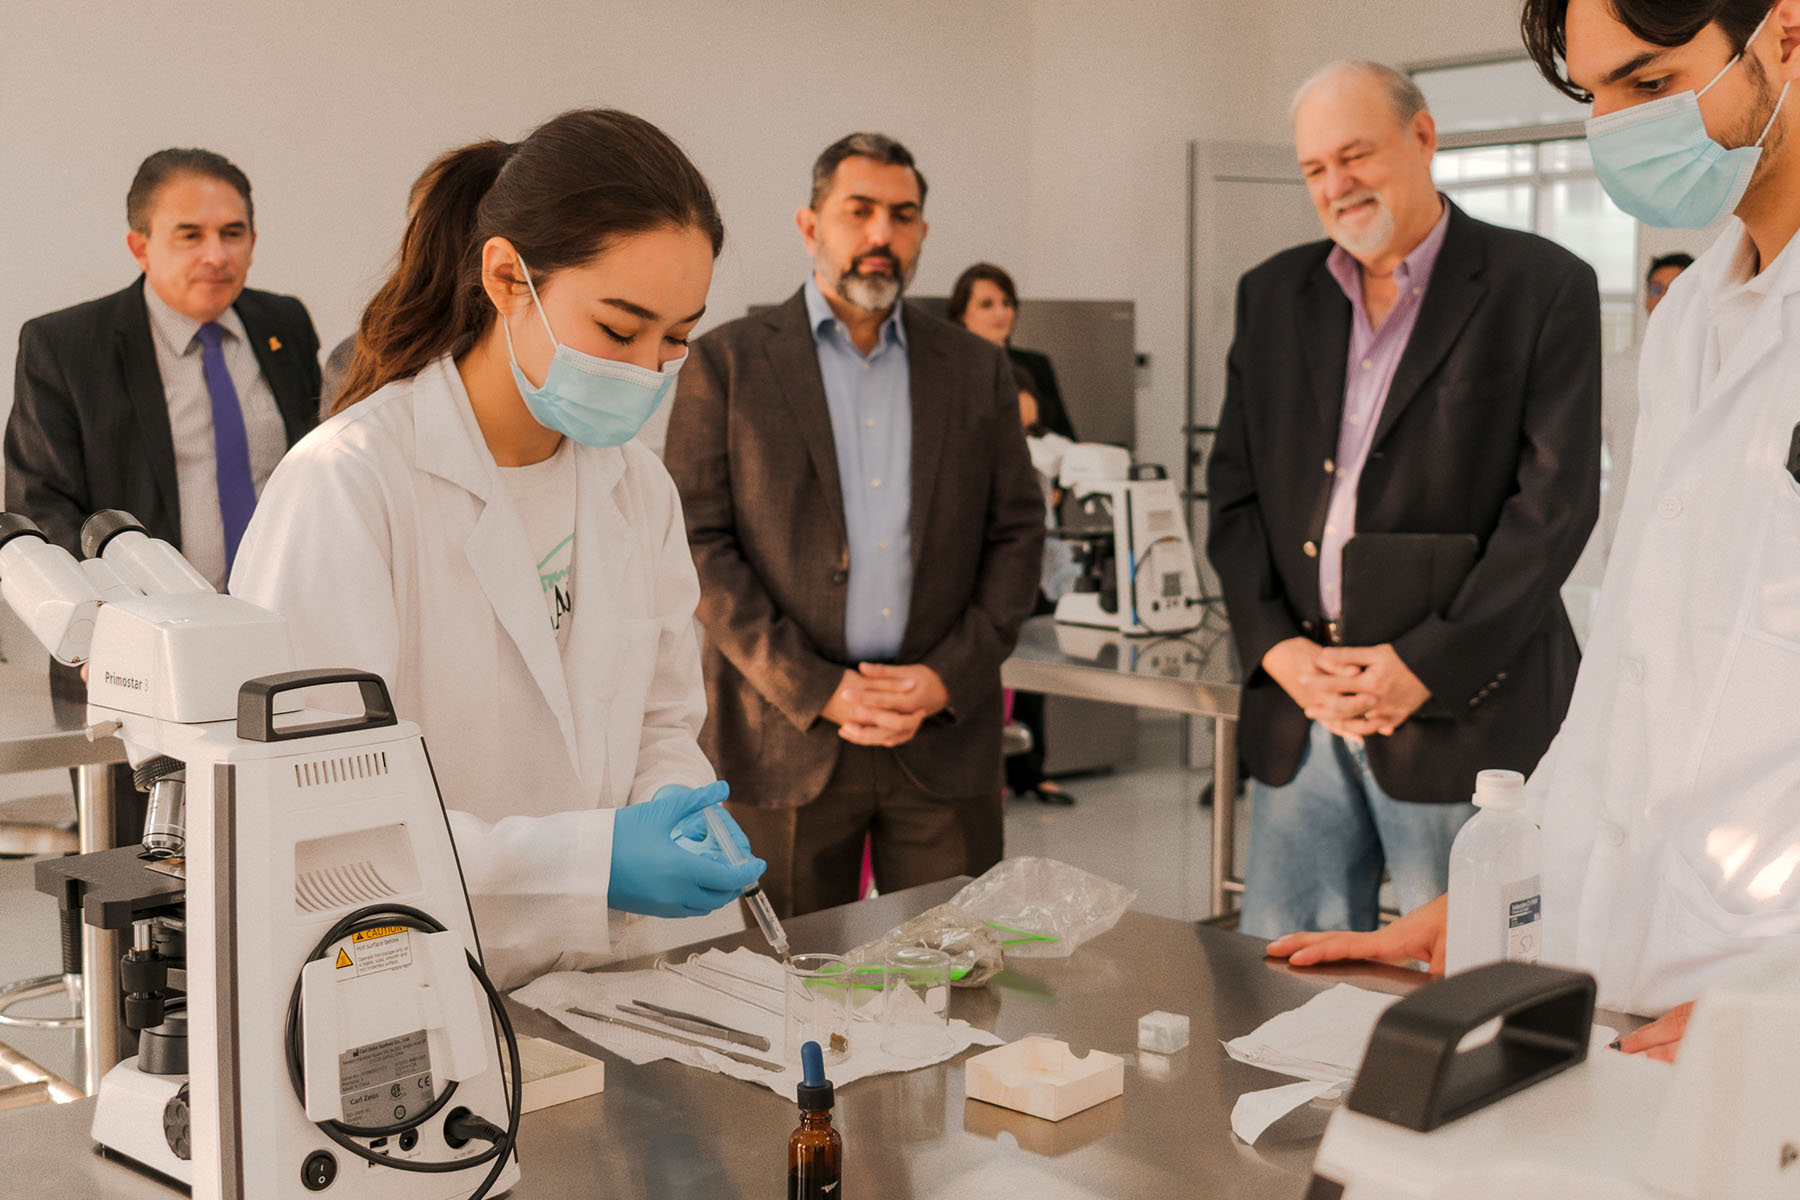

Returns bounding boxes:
[1261,636,1430,738]
[820,662,949,747]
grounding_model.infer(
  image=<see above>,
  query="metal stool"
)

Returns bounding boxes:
[0,792,78,858]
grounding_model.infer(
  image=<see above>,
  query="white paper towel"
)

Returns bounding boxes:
[515,946,1001,1097]
[1221,983,1399,1144]
[1220,982,1618,1145]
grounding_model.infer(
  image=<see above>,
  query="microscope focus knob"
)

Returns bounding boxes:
[132,756,184,792]
[162,1083,191,1161]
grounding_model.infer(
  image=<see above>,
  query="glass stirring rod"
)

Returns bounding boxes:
[702,803,791,960]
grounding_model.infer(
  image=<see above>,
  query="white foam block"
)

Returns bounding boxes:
[1138,1010,1189,1053]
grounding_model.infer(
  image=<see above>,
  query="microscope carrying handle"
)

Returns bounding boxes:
[236,669,398,743]
[1346,960,1595,1133]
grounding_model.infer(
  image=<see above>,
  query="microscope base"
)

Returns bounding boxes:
[92,1056,192,1184]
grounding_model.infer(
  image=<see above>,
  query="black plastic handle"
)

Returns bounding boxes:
[1346,961,1595,1132]
[237,669,398,743]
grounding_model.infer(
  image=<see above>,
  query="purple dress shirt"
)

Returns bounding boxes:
[1318,204,1452,618]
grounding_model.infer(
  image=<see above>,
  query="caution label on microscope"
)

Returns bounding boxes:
[338,927,414,977]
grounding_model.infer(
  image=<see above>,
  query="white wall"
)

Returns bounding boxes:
[1016,0,1238,470]
[1246,1,1527,139]
[0,0,1036,419]
[0,0,1641,490]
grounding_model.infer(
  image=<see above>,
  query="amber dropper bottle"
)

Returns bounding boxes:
[789,1040,842,1199]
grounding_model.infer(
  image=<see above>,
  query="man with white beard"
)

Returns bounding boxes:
[1207,61,1602,937]
[666,133,1043,917]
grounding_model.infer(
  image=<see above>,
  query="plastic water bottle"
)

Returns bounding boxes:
[1445,769,1544,976]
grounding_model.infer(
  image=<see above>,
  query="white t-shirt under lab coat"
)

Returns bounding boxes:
[1527,219,1800,1015]
[231,355,723,989]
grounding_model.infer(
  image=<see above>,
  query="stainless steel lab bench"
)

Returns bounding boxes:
[3,877,1453,1199]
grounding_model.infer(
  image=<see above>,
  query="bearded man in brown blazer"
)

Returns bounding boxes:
[665,133,1044,917]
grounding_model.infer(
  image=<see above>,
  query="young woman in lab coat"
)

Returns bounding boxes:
[231,109,764,989]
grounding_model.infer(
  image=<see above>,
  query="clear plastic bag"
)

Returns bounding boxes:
[948,856,1137,959]
[843,903,1006,988]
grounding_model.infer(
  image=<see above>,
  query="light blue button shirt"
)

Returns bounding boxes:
[804,275,913,662]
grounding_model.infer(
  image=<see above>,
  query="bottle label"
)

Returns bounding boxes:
[1503,875,1542,963]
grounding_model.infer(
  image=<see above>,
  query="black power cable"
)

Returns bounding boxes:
[284,903,521,1200]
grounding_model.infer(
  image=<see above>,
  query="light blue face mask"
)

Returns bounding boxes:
[1585,11,1790,229]
[501,258,685,448]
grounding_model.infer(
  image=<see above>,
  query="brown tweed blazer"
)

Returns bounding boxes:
[665,287,1045,808]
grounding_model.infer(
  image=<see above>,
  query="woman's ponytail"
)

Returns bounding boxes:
[333,139,514,411]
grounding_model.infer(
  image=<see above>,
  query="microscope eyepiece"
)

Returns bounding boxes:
[0,511,47,554]
[80,510,147,561]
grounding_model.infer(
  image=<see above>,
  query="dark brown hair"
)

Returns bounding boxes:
[127,148,253,234]
[1521,0,1773,101]
[335,108,724,411]
[808,132,928,211]
[948,262,1017,326]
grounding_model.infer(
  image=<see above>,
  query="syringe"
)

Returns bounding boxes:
[702,803,791,961]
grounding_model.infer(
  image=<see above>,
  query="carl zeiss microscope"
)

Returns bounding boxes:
[1044,443,1207,637]
[0,510,520,1200]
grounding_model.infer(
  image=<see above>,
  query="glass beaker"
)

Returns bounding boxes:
[880,945,952,1059]
[784,953,852,1066]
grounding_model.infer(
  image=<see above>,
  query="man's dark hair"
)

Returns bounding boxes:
[1522,0,1774,101]
[126,148,255,235]
[808,132,928,210]
[1647,251,1696,283]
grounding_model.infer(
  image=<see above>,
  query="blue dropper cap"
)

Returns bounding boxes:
[797,1040,834,1111]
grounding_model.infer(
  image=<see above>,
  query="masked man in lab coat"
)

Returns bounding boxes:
[1269,0,1800,1061]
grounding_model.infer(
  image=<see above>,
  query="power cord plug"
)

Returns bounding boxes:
[443,1107,506,1149]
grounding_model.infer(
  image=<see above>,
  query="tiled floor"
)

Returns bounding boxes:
[1000,712,1246,924]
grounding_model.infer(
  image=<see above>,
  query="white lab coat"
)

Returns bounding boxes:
[231,354,722,989]
[1527,219,1800,1015]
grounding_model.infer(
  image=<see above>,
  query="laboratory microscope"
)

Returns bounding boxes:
[0,510,520,1200]
[1045,444,1207,636]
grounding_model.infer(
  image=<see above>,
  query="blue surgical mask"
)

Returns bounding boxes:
[1585,10,1790,229]
[501,259,684,447]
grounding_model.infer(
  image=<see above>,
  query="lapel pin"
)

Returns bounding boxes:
[268,336,282,352]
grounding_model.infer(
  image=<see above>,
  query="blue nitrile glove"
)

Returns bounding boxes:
[608,781,766,918]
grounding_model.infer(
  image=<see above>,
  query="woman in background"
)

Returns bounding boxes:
[949,262,1078,441]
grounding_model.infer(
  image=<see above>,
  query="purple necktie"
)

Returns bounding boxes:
[194,322,257,573]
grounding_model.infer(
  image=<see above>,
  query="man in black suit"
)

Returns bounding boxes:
[1207,61,1600,937]
[7,147,321,591]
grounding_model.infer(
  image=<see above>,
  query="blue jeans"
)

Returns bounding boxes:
[1237,721,1476,938]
